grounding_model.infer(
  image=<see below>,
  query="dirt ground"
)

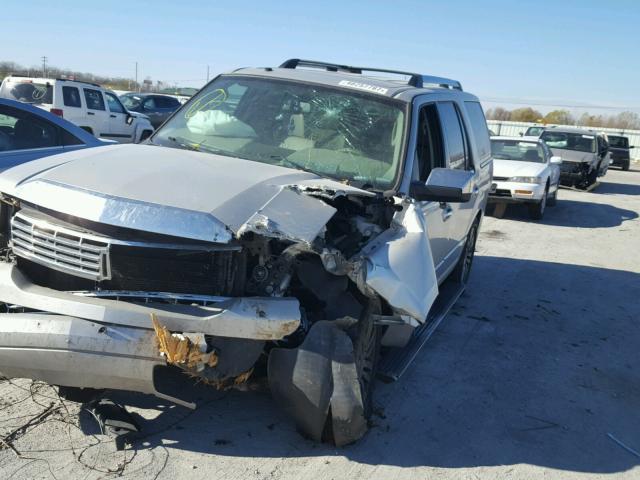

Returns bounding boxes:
[1,167,639,480]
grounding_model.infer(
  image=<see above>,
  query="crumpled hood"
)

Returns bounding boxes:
[493,159,546,178]
[0,144,373,243]
[549,148,595,164]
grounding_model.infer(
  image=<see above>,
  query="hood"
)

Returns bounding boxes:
[549,148,595,163]
[493,159,546,178]
[128,111,149,120]
[0,144,373,244]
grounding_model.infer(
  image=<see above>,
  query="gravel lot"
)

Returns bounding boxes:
[1,168,639,480]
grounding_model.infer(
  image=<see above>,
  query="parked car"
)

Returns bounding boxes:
[522,125,546,137]
[489,136,561,219]
[120,93,181,128]
[0,59,492,446]
[540,128,609,189]
[0,76,154,143]
[0,98,108,171]
[607,134,633,171]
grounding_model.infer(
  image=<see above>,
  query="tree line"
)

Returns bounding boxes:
[0,60,167,92]
[485,107,640,130]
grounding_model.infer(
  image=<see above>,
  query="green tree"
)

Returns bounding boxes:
[510,107,543,123]
[543,110,575,125]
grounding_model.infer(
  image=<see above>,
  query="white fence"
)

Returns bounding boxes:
[487,120,640,160]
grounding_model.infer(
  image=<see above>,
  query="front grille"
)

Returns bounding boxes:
[11,212,110,281]
[492,189,512,197]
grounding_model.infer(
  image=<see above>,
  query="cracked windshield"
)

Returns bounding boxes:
[152,77,406,189]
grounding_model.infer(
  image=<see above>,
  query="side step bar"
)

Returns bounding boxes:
[377,279,465,382]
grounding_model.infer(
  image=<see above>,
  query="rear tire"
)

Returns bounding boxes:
[623,161,630,171]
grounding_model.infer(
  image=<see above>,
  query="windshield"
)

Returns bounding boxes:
[540,131,596,153]
[608,135,629,148]
[491,139,545,163]
[121,94,142,109]
[152,76,407,189]
[0,79,53,104]
[525,126,545,136]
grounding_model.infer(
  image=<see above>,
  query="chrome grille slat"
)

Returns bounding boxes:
[10,212,111,281]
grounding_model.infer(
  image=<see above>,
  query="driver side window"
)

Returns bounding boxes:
[415,103,445,182]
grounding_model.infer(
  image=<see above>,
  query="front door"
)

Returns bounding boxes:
[82,88,109,138]
[412,102,455,281]
[105,92,134,143]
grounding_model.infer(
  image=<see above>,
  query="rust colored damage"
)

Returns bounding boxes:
[151,314,218,371]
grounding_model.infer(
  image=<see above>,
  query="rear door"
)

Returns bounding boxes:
[82,88,109,137]
[412,102,453,281]
[438,101,478,251]
[104,92,134,142]
[59,85,84,126]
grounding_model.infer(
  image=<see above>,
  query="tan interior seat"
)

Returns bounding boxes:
[280,114,315,151]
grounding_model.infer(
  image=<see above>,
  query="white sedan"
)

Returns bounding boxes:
[489,136,562,220]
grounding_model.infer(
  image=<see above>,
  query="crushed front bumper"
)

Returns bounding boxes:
[0,262,301,405]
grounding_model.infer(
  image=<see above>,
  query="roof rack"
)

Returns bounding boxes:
[279,59,462,91]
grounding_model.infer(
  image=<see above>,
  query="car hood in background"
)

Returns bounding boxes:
[549,148,595,163]
[0,144,373,244]
[493,159,546,178]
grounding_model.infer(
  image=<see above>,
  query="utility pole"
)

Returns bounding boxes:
[135,61,139,92]
[206,65,210,83]
[41,56,47,78]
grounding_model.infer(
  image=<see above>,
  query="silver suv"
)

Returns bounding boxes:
[0,59,492,445]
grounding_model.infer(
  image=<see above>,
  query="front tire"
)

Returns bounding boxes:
[547,187,558,207]
[528,186,548,220]
[451,220,479,285]
[623,161,630,171]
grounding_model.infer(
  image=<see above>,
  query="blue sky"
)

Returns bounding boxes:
[5,0,640,113]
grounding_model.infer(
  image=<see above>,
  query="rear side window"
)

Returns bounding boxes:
[62,86,81,107]
[83,89,105,110]
[0,105,60,151]
[438,101,468,170]
[464,101,491,161]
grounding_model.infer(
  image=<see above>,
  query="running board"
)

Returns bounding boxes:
[377,279,465,382]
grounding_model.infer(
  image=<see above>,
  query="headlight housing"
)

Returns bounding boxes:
[508,176,543,184]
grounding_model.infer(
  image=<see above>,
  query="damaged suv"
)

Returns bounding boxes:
[0,60,491,445]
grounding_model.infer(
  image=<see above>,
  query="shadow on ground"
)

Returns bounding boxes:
[486,196,637,227]
[594,179,640,196]
[90,256,640,475]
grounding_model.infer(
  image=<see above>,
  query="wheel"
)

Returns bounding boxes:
[451,220,479,285]
[348,301,381,420]
[623,161,630,171]
[528,186,548,220]
[578,168,597,190]
[547,187,558,207]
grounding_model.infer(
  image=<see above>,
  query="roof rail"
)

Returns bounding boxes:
[279,59,462,91]
[56,78,101,88]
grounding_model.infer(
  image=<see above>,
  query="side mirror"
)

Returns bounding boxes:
[550,156,562,165]
[126,114,134,125]
[410,168,475,203]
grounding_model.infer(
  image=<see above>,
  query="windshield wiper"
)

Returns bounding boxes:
[166,136,201,151]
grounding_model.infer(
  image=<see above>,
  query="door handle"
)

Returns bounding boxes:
[87,112,95,116]
[110,114,116,118]
[440,202,453,221]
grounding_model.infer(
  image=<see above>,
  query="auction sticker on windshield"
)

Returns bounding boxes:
[338,80,388,95]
